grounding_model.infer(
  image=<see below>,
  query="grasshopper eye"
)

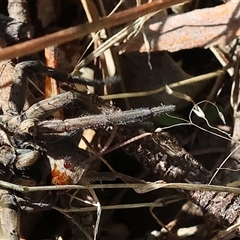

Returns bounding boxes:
[64,161,72,169]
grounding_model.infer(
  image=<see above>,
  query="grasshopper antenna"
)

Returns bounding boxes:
[21,61,120,87]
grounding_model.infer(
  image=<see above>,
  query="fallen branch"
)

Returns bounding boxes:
[117,129,240,237]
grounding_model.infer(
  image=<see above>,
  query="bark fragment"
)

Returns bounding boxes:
[121,1,240,53]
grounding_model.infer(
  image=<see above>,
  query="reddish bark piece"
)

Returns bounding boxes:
[44,45,60,99]
[44,45,63,119]
[121,1,240,52]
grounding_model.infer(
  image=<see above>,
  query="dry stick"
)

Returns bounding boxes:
[54,197,183,212]
[118,130,240,233]
[2,181,240,195]
[0,0,187,61]
[101,69,225,100]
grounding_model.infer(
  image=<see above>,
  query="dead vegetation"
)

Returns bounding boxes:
[1,0,240,239]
